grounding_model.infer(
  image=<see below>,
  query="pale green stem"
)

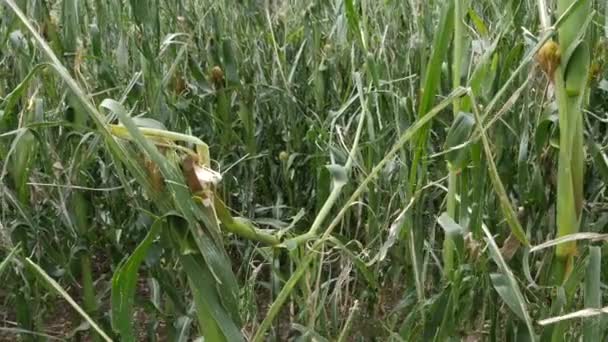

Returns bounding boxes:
[282,73,368,247]
[444,0,463,276]
[336,300,359,342]
[537,0,552,29]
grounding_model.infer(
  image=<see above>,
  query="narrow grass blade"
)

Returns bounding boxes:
[470,92,529,246]
[0,243,20,277]
[583,246,601,342]
[539,307,608,326]
[24,258,113,342]
[482,225,535,340]
[336,300,359,342]
[0,327,63,341]
[530,233,608,253]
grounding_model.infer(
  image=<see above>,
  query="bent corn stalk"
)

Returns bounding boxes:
[109,123,280,246]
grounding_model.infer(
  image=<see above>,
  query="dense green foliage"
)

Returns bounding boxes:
[1,0,608,340]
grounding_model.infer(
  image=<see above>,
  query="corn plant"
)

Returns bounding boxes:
[552,0,591,283]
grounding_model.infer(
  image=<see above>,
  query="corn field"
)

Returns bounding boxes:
[1,0,608,341]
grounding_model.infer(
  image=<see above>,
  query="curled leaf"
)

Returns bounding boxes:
[181,155,222,195]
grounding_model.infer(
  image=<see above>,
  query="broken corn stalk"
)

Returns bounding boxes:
[109,124,279,246]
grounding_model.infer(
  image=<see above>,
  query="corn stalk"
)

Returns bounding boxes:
[444,0,464,276]
[552,0,591,282]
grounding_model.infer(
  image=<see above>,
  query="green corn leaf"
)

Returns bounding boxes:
[61,0,79,53]
[1,63,48,119]
[534,109,558,154]
[444,112,475,170]
[463,34,502,109]
[470,94,529,246]
[344,0,363,46]
[9,128,37,204]
[222,38,240,86]
[410,0,454,187]
[467,9,489,38]
[417,1,454,117]
[491,273,527,321]
[557,0,592,55]
[483,225,535,340]
[563,43,591,96]
[177,252,244,342]
[111,216,164,341]
[437,212,465,261]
